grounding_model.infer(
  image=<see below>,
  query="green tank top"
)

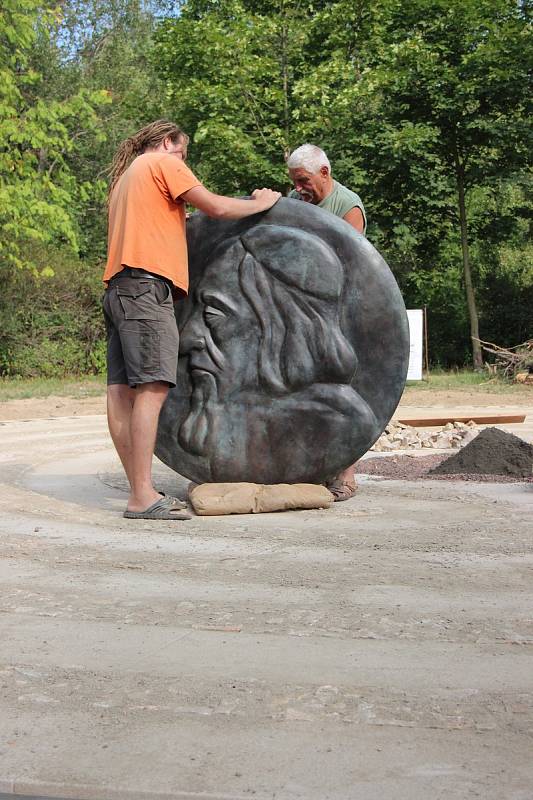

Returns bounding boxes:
[289,180,367,234]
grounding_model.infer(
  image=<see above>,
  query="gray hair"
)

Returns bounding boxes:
[238,227,357,396]
[286,144,331,174]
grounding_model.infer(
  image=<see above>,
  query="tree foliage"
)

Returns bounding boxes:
[153,0,531,367]
[153,0,315,192]
[358,0,532,367]
[0,0,531,374]
[0,0,109,272]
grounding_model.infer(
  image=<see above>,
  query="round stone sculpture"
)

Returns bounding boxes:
[156,198,409,484]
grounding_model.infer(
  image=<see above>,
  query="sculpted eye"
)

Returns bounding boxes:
[203,305,226,326]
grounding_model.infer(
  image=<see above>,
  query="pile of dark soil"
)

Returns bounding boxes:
[356,453,533,483]
[356,427,533,483]
[430,427,533,478]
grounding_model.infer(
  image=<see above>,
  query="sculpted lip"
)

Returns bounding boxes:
[188,359,216,375]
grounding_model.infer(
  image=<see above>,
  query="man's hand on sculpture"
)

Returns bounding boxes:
[251,188,282,210]
[182,185,281,220]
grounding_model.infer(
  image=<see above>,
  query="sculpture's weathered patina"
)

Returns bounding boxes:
[156,198,409,484]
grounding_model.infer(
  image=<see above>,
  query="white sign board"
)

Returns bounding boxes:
[406,309,424,381]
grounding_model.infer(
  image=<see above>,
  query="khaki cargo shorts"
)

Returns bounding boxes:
[103,272,180,388]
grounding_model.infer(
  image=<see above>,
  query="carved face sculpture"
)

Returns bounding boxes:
[176,240,264,457]
[180,242,263,395]
[156,199,409,484]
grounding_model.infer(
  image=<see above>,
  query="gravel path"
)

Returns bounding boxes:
[357,453,533,483]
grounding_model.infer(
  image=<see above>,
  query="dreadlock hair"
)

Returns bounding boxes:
[107,119,189,196]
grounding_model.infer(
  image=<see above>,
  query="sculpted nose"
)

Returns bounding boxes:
[179,311,206,355]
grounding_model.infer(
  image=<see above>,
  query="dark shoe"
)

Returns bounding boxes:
[326,479,358,502]
[124,496,192,520]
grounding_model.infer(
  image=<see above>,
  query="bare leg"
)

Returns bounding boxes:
[107,383,135,485]
[327,462,358,502]
[127,382,169,510]
[107,381,169,512]
[337,463,356,485]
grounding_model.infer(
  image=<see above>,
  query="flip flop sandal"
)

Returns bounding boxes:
[158,491,187,509]
[326,479,358,502]
[123,495,192,520]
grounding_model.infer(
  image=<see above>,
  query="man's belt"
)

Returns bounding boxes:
[112,267,172,286]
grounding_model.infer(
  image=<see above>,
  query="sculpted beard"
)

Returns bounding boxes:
[178,370,218,456]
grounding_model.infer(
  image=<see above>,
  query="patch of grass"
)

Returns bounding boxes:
[404,369,531,394]
[0,375,106,402]
[1,369,530,403]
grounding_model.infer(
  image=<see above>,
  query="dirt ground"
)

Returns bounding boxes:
[402,386,533,408]
[0,393,106,420]
[1,387,532,799]
[0,385,532,421]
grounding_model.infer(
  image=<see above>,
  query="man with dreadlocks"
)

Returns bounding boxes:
[103,119,280,520]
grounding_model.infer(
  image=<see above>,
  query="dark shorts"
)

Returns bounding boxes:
[103,271,180,388]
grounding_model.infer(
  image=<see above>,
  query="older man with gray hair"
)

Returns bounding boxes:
[287,143,367,500]
[287,143,366,234]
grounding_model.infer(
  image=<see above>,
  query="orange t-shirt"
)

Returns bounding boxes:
[103,152,202,293]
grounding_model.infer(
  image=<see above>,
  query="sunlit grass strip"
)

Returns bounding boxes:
[0,375,107,401]
[404,369,529,394]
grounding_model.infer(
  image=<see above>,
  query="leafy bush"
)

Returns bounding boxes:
[0,246,106,378]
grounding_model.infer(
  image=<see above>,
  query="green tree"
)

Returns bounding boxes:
[0,0,175,375]
[154,0,531,367]
[0,0,109,272]
[3,0,529,373]
[33,0,170,261]
[305,0,532,368]
[152,0,315,192]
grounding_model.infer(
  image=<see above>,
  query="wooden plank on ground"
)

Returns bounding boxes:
[396,414,526,427]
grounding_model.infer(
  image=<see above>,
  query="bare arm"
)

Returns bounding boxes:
[181,185,281,220]
[343,206,365,233]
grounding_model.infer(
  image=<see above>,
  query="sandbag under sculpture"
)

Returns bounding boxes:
[156,198,409,485]
[189,483,334,516]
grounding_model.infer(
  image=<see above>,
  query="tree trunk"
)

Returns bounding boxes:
[38,147,47,174]
[280,19,291,157]
[455,151,483,370]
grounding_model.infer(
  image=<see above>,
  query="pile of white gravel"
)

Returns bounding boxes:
[371,420,479,452]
